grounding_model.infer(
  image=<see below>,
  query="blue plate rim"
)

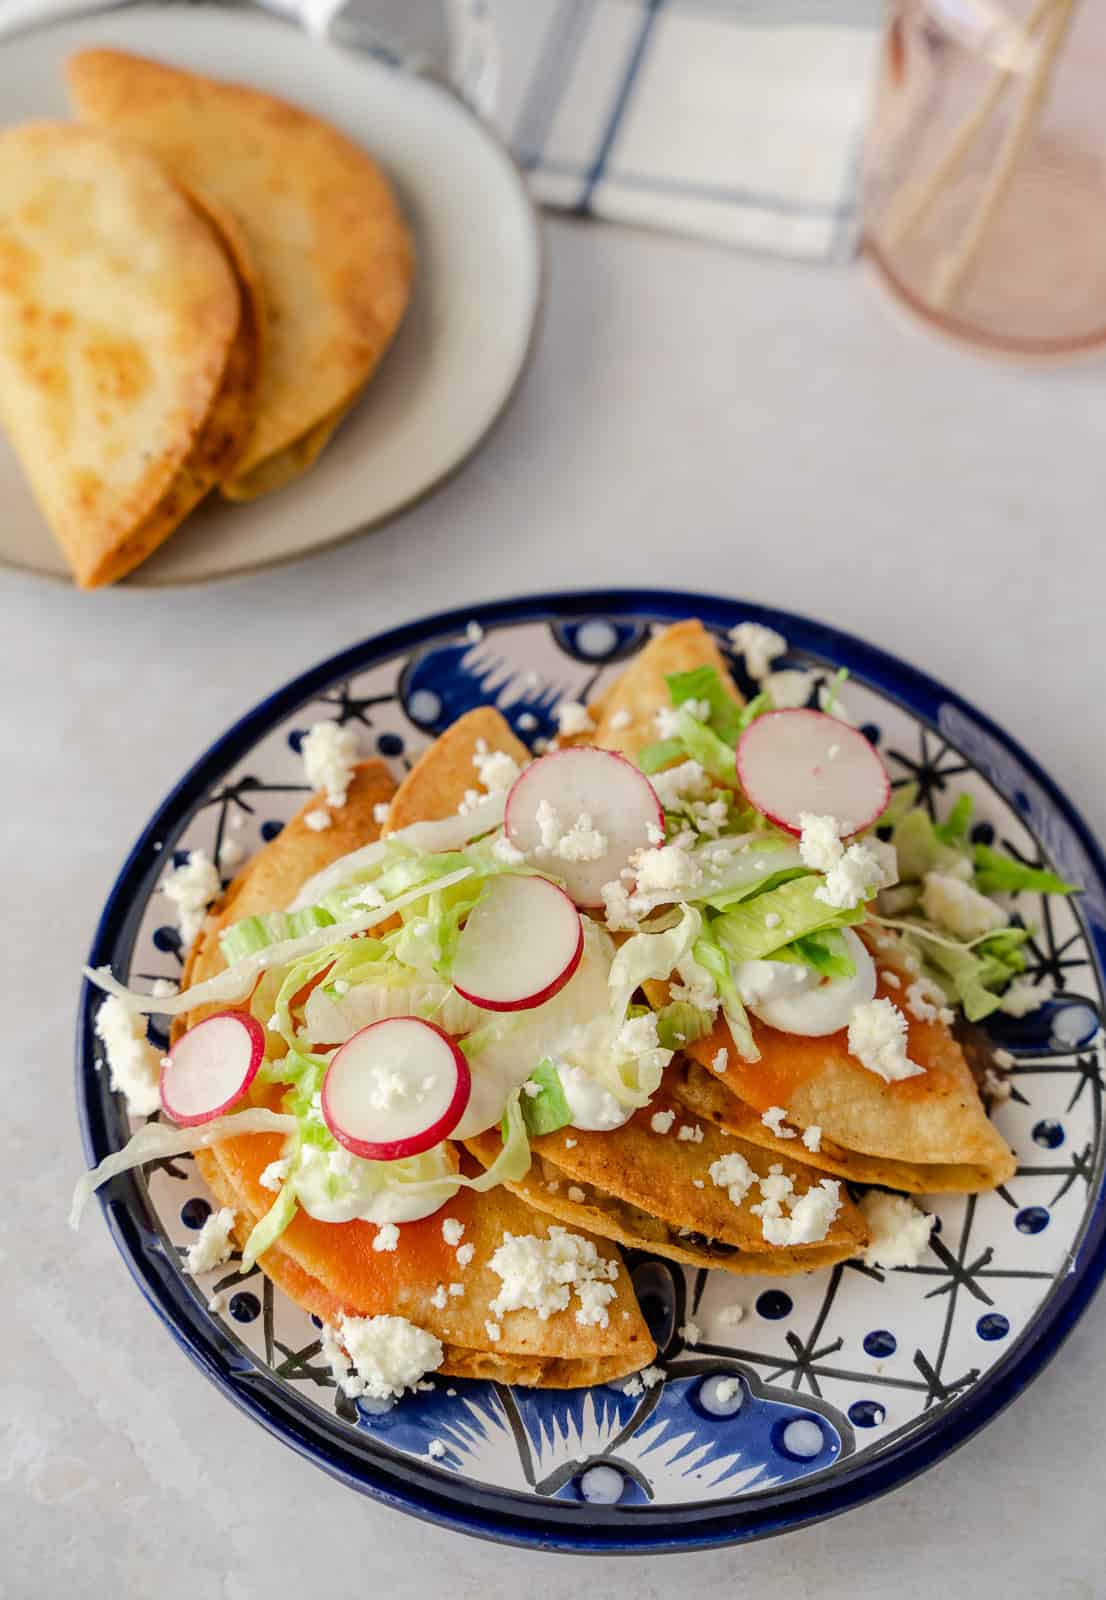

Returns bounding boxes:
[75,587,1106,1553]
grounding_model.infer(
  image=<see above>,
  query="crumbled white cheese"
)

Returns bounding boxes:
[472,746,522,794]
[535,798,562,852]
[259,1158,289,1192]
[676,1124,704,1143]
[881,970,902,989]
[714,1377,741,1403]
[161,849,221,945]
[680,1320,702,1347]
[301,721,359,807]
[492,834,526,866]
[428,1439,447,1460]
[567,1186,587,1204]
[485,1320,502,1342]
[729,622,787,681]
[650,1109,676,1135]
[465,620,484,644]
[609,708,632,731]
[708,1152,757,1206]
[654,705,682,740]
[185,1207,236,1275]
[303,808,332,832]
[555,814,608,862]
[798,812,843,874]
[801,1124,823,1154]
[600,879,639,933]
[820,840,897,910]
[759,1179,841,1247]
[717,1302,745,1326]
[750,1166,840,1246]
[150,978,177,999]
[373,1223,400,1253]
[799,814,897,910]
[455,1243,475,1268]
[373,802,391,825]
[94,996,162,1117]
[442,1218,465,1247]
[993,1047,1016,1069]
[921,872,1006,939]
[762,1106,796,1140]
[218,837,245,872]
[564,1137,577,1148]
[711,1048,729,1075]
[322,1314,443,1399]
[860,1191,935,1269]
[556,701,594,738]
[488,1228,619,1328]
[847,999,925,1082]
[999,978,1051,1017]
[430,1284,448,1309]
[634,843,701,896]
[763,911,781,929]
[649,760,712,810]
[448,1282,465,1298]
[905,978,954,1026]
[516,711,538,732]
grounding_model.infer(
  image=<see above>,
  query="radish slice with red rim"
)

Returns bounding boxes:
[735,709,890,836]
[161,1011,265,1127]
[322,1017,470,1161]
[452,874,583,1012]
[504,748,664,906]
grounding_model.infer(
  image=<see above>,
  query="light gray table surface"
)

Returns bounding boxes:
[3,216,1103,1600]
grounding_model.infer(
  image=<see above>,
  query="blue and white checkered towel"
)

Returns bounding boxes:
[489,0,886,260]
[1,0,886,260]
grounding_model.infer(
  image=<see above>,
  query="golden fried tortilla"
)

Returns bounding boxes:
[182,761,653,1387]
[68,50,414,497]
[0,122,250,586]
[467,1090,867,1276]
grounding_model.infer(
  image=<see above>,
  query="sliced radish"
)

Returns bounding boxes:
[736,710,890,836]
[322,1017,470,1161]
[161,1011,265,1127]
[504,748,664,906]
[452,874,583,1012]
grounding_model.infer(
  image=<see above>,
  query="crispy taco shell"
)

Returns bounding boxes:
[0,121,255,586]
[68,49,414,496]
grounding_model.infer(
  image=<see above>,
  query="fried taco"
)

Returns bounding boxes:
[68,50,414,499]
[0,122,258,586]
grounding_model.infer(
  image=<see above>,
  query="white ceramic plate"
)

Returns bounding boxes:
[0,3,542,586]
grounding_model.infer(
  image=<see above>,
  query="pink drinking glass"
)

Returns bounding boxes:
[863,0,1106,358]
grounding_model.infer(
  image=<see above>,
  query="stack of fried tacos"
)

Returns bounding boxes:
[78,614,1047,1397]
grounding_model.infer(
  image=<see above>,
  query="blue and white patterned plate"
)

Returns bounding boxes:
[76,591,1106,1552]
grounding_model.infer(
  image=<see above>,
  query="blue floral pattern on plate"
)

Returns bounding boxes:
[76,592,1106,1552]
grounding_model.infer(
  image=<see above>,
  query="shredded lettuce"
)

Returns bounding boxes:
[654,1000,714,1050]
[712,877,864,965]
[872,781,919,833]
[692,928,758,1063]
[972,845,1077,897]
[608,905,702,1020]
[242,1178,299,1269]
[666,666,744,745]
[770,928,857,980]
[69,1108,298,1229]
[519,1059,572,1137]
[934,793,973,845]
[220,907,335,965]
[637,737,685,775]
